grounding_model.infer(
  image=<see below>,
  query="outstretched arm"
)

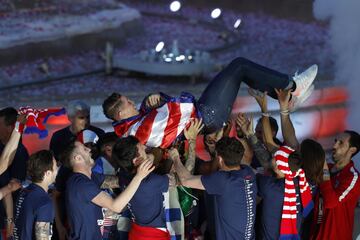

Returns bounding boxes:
[0,117,24,175]
[275,89,299,149]
[170,148,205,190]
[92,159,155,213]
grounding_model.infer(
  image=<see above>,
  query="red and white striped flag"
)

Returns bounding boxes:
[113,92,197,149]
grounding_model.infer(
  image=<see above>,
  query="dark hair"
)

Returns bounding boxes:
[102,93,122,120]
[97,132,118,153]
[300,139,325,185]
[345,130,360,157]
[28,150,54,183]
[60,140,77,168]
[0,107,18,126]
[288,151,303,173]
[269,117,279,135]
[257,116,279,135]
[112,136,139,172]
[215,137,244,167]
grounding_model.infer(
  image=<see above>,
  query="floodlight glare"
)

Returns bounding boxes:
[234,19,242,29]
[170,1,181,12]
[155,41,165,52]
[211,8,222,19]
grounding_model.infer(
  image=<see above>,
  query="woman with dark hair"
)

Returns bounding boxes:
[299,139,326,239]
[300,139,325,186]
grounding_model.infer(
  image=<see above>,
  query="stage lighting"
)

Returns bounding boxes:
[234,19,242,29]
[170,1,181,12]
[155,41,165,52]
[211,8,222,19]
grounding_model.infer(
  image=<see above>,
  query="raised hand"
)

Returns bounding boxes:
[248,88,268,113]
[146,93,161,108]
[184,118,204,141]
[16,113,27,125]
[223,119,232,137]
[275,88,291,111]
[136,158,155,179]
[236,113,254,138]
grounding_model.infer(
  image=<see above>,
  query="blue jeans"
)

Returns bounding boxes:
[198,57,291,133]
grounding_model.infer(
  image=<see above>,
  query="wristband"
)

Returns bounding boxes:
[14,121,23,133]
[5,218,13,224]
[15,121,26,134]
[262,112,270,117]
[280,109,290,115]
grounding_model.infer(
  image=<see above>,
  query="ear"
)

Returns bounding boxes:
[218,155,225,168]
[349,146,357,157]
[115,109,123,121]
[44,170,51,178]
[74,154,83,164]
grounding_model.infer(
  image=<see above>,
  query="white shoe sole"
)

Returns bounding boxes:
[292,64,318,97]
[291,84,315,112]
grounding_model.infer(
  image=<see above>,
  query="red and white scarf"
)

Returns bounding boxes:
[113,92,197,149]
[274,146,313,240]
[18,106,66,139]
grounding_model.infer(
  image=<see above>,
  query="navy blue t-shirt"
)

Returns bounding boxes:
[256,175,303,240]
[128,173,169,228]
[13,183,54,240]
[201,165,257,240]
[66,172,104,240]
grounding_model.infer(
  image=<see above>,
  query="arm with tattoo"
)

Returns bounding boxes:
[34,222,52,240]
[184,119,204,173]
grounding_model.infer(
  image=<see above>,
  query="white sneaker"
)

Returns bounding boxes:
[290,84,315,112]
[291,64,318,98]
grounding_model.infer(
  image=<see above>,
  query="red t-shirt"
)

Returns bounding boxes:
[311,161,360,240]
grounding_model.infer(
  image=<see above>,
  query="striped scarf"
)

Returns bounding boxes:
[18,106,66,138]
[113,92,197,149]
[274,146,313,240]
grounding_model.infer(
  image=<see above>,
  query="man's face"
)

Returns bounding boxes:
[136,142,147,160]
[118,96,136,120]
[0,117,12,144]
[74,141,94,167]
[70,110,90,134]
[332,133,352,162]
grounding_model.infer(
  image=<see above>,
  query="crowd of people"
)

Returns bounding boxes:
[0,57,359,240]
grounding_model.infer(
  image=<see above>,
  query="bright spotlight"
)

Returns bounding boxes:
[170,1,181,12]
[234,19,242,29]
[211,8,222,19]
[155,41,165,52]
